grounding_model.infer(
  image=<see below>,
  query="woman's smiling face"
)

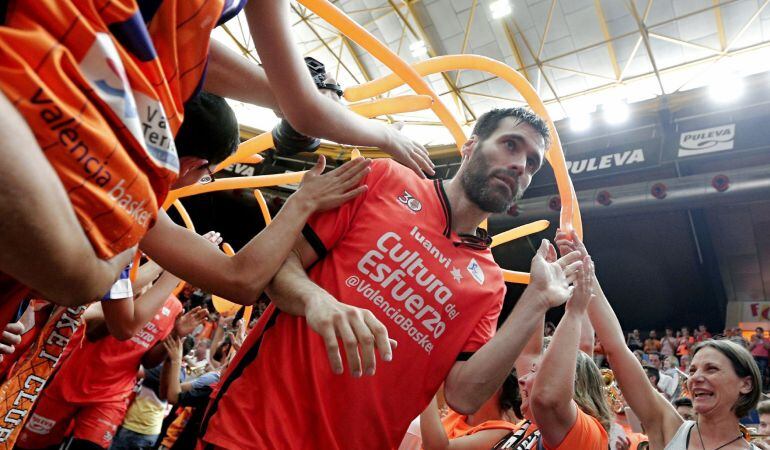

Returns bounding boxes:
[688,347,752,417]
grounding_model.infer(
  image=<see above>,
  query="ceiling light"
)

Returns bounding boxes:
[490,0,512,19]
[567,101,595,132]
[708,73,745,103]
[570,112,591,132]
[409,40,427,58]
[603,99,630,124]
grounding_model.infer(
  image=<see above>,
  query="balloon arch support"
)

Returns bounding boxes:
[165,0,583,315]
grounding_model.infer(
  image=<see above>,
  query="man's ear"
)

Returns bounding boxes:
[461,135,478,161]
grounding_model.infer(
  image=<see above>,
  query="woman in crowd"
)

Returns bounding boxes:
[494,246,611,449]
[418,372,522,450]
[557,229,762,450]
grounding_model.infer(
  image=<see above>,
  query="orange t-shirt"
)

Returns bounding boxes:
[441,410,518,440]
[45,295,182,404]
[0,0,243,327]
[619,422,649,450]
[544,408,608,450]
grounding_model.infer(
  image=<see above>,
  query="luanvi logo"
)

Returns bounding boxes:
[678,124,735,158]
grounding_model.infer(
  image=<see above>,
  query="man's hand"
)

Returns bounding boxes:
[162,336,183,363]
[0,322,24,359]
[174,306,208,337]
[304,292,395,377]
[293,155,371,212]
[201,231,224,247]
[527,239,583,310]
[381,124,435,179]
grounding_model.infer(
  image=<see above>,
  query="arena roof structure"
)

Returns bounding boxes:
[214,0,770,145]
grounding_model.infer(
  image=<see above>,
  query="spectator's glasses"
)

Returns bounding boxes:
[199,164,216,184]
[453,229,492,250]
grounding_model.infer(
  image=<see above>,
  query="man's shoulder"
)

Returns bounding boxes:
[368,158,427,184]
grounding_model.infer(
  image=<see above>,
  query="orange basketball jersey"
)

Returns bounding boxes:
[0,0,244,321]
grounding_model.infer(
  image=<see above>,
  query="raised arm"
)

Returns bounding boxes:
[102,270,180,340]
[556,230,682,446]
[0,91,135,305]
[514,317,544,383]
[530,257,591,447]
[232,0,433,177]
[580,314,595,357]
[131,260,164,295]
[419,396,513,450]
[204,40,280,112]
[141,156,369,305]
[444,241,583,414]
[160,336,183,403]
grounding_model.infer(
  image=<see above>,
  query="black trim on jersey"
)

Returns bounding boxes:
[433,180,492,250]
[199,309,281,439]
[302,223,327,260]
[0,0,9,25]
[137,0,163,23]
[456,351,474,361]
[433,180,452,238]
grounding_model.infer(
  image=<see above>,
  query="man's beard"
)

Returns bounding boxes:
[461,146,524,213]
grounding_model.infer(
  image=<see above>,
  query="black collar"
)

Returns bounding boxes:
[432,180,492,250]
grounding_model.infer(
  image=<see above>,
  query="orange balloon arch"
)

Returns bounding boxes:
[167,0,582,311]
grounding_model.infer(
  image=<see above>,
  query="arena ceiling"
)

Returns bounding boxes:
[213,0,770,146]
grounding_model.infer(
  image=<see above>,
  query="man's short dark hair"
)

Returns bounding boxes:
[758,400,770,415]
[471,107,551,149]
[175,91,239,165]
[673,398,692,408]
[643,365,659,383]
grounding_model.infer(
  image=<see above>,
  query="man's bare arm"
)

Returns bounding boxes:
[444,242,583,414]
[265,237,393,377]
[0,91,134,305]
[204,40,280,112]
[141,157,369,305]
[102,271,180,340]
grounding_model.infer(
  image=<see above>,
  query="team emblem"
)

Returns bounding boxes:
[466,259,484,285]
[397,190,422,212]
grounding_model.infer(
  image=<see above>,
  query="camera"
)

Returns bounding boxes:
[271,57,343,156]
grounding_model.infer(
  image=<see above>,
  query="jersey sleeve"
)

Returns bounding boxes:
[544,408,608,450]
[302,159,392,259]
[101,263,133,301]
[458,285,505,356]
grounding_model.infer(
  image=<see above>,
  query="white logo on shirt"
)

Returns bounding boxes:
[162,307,171,316]
[467,259,484,285]
[397,190,422,212]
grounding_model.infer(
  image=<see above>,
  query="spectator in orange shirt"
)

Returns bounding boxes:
[513,256,611,450]
[643,330,661,354]
[419,372,522,450]
[677,328,695,357]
